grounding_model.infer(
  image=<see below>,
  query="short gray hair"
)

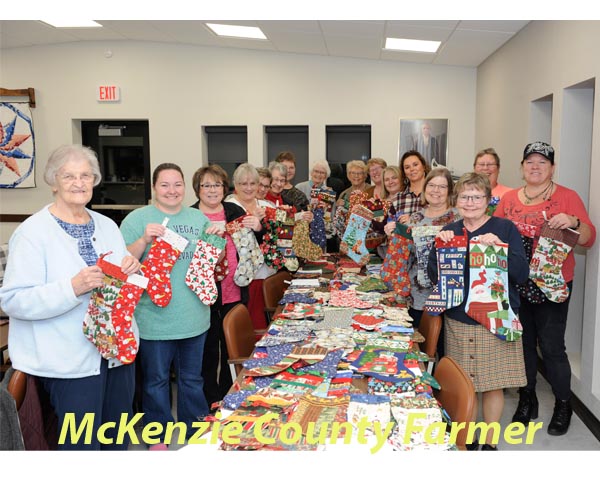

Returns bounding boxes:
[268,160,287,178]
[233,163,259,186]
[44,144,101,188]
[311,160,331,178]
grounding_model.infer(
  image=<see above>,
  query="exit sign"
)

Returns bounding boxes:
[97,85,120,102]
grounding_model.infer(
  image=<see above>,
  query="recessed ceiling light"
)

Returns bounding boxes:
[41,20,103,28]
[205,23,267,40]
[384,37,441,53]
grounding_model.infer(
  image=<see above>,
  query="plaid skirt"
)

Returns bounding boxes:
[444,316,527,392]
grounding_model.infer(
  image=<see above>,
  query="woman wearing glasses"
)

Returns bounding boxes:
[427,172,529,451]
[226,163,273,330]
[495,142,596,436]
[191,165,262,410]
[0,144,140,450]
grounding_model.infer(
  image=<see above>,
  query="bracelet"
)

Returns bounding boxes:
[573,216,581,229]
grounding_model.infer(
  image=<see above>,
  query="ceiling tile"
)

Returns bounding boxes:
[457,20,530,33]
[380,49,436,64]
[98,20,177,43]
[384,23,454,42]
[319,20,385,38]
[267,30,328,55]
[433,29,515,66]
[324,35,383,59]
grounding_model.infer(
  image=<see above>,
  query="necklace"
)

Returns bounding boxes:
[523,181,553,205]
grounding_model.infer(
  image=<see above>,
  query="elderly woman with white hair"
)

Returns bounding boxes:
[226,163,275,330]
[0,144,140,450]
[295,160,331,198]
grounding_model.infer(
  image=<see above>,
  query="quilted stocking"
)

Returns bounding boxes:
[83,253,148,364]
[185,230,227,305]
[276,206,299,272]
[141,219,188,307]
[381,222,414,297]
[465,238,522,341]
[293,219,323,261]
[309,207,327,249]
[340,205,374,265]
[226,216,265,287]
[260,206,284,269]
[530,222,580,303]
[424,229,468,314]
[513,221,546,304]
[411,225,443,289]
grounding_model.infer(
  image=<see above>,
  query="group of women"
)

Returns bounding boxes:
[0,141,595,452]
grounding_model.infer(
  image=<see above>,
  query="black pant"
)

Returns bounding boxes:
[202,301,239,408]
[519,282,572,401]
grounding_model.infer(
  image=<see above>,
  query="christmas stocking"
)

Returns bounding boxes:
[381,222,414,297]
[340,205,374,265]
[410,225,443,289]
[513,221,547,304]
[141,218,189,307]
[185,230,227,305]
[260,206,285,270]
[214,254,228,282]
[465,238,522,341]
[83,252,148,364]
[530,222,580,303]
[315,189,336,239]
[226,215,265,287]
[293,218,323,261]
[276,206,299,272]
[309,207,327,249]
[424,229,468,315]
[363,198,389,251]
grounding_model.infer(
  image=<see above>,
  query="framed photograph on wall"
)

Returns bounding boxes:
[399,118,448,168]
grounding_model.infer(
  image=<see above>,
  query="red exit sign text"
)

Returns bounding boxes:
[97,85,121,102]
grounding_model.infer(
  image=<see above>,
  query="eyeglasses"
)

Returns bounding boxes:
[349,171,365,177]
[475,162,497,168]
[200,183,223,190]
[258,182,271,189]
[457,194,487,204]
[58,172,95,183]
[271,177,286,184]
[312,170,327,176]
[426,183,448,191]
[237,181,257,187]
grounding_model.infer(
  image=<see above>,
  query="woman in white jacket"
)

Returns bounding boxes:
[0,144,140,450]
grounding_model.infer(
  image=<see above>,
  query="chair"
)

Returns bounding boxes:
[417,312,442,373]
[222,304,266,381]
[263,270,292,323]
[433,356,477,451]
[6,368,27,411]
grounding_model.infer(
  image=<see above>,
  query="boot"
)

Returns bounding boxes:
[547,399,572,436]
[512,388,539,424]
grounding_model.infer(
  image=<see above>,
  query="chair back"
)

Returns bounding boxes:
[433,356,477,450]
[418,312,442,359]
[263,270,292,309]
[223,304,258,376]
[7,368,27,411]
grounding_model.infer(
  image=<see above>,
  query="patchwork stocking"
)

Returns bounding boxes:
[424,229,468,314]
[276,206,299,272]
[411,225,443,289]
[363,198,389,251]
[315,189,336,239]
[226,216,265,287]
[340,205,374,265]
[141,219,188,307]
[381,222,414,297]
[465,238,522,341]
[513,221,546,304]
[83,253,148,364]
[185,230,227,305]
[293,219,323,261]
[309,207,327,249]
[214,254,228,282]
[260,206,284,270]
[530,222,580,303]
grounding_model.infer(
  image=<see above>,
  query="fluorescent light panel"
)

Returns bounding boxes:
[206,23,266,40]
[41,20,102,28]
[384,37,440,53]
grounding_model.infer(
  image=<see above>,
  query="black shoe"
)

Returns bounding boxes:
[481,444,498,451]
[547,399,572,436]
[512,388,539,424]
[465,437,479,450]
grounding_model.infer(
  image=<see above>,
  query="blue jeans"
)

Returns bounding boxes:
[38,359,135,450]
[139,333,208,439]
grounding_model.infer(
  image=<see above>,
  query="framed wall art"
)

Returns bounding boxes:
[399,118,448,168]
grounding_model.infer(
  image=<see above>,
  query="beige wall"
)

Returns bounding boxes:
[0,40,477,242]
[477,20,600,417]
